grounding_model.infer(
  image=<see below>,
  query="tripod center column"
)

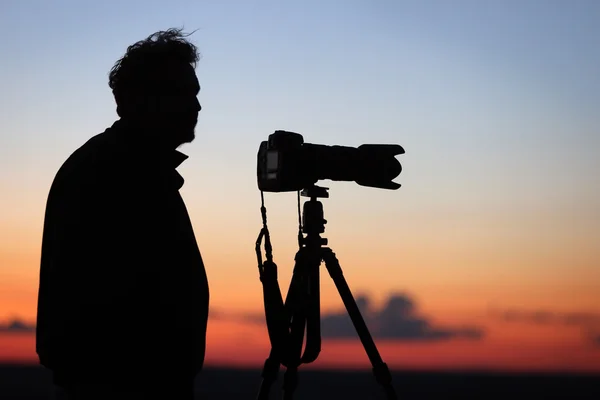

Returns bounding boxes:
[302,198,328,246]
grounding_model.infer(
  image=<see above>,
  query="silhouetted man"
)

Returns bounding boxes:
[36,28,208,400]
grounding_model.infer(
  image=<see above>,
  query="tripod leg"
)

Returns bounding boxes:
[300,248,322,364]
[281,250,312,400]
[282,366,299,400]
[322,249,398,400]
[256,356,280,400]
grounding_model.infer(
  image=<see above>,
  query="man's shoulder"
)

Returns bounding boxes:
[51,127,125,192]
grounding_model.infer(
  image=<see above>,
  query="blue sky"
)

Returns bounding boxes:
[1,1,599,311]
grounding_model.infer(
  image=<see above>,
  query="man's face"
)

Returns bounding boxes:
[142,61,201,148]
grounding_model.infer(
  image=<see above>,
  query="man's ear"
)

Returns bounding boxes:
[114,91,136,117]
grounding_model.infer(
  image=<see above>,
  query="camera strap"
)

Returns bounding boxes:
[255,192,289,359]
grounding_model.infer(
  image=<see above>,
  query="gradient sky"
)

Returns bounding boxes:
[1,0,599,373]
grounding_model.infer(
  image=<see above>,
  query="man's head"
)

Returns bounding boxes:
[108,28,201,149]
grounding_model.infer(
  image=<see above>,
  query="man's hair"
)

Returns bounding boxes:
[108,28,200,114]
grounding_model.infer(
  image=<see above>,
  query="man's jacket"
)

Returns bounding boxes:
[36,119,209,385]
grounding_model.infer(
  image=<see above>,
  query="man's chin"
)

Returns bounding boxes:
[176,131,196,148]
[185,130,195,143]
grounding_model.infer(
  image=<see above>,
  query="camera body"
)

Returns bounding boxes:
[257,130,404,193]
[257,131,314,192]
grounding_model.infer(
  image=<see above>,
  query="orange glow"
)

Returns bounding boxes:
[0,334,38,365]
[2,318,600,373]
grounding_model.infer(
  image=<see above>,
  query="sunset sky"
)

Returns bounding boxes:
[1,0,599,373]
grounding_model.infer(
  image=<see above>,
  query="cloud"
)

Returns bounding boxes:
[490,309,600,326]
[0,319,36,332]
[320,293,484,341]
[212,292,484,342]
[489,307,600,347]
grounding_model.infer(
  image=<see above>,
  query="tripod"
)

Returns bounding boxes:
[255,185,398,400]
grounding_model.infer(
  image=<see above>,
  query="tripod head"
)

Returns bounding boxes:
[299,185,329,246]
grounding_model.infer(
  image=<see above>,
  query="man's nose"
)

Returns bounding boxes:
[195,97,201,112]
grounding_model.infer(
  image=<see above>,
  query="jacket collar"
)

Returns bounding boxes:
[108,119,189,170]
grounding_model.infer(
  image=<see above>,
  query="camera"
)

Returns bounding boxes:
[257,130,404,192]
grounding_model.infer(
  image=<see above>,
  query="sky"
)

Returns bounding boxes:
[0,0,599,373]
